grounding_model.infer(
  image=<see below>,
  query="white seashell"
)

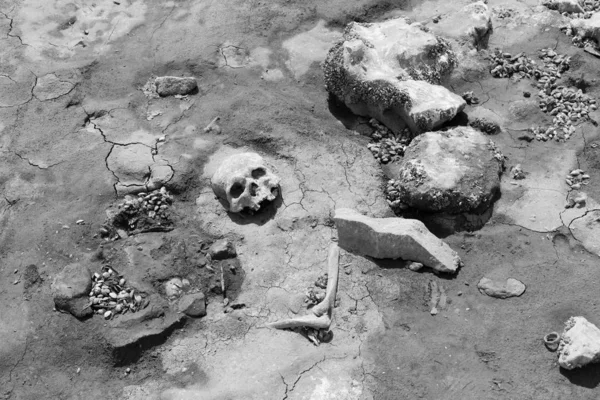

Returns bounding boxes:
[103,310,112,319]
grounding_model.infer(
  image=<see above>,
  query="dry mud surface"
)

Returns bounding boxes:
[2,0,600,399]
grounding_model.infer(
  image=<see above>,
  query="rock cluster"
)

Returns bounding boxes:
[102,187,174,239]
[565,168,591,191]
[323,17,465,135]
[334,208,462,273]
[558,316,600,369]
[385,126,504,214]
[366,119,410,164]
[89,266,147,319]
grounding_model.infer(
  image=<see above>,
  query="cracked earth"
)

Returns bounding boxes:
[2,0,600,399]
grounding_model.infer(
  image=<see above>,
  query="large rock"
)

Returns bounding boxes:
[323,17,466,135]
[154,76,198,97]
[545,0,585,13]
[433,1,493,49]
[387,126,504,213]
[51,262,93,319]
[334,208,461,273]
[570,12,600,43]
[477,277,526,299]
[558,316,600,370]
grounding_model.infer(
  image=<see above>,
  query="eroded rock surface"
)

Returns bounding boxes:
[559,316,600,370]
[323,17,465,134]
[334,208,461,273]
[387,126,504,213]
[52,262,93,319]
[477,277,526,299]
[570,12,600,42]
[545,0,585,13]
[154,76,198,97]
[209,239,237,260]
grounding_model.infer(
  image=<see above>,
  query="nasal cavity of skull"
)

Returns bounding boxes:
[230,180,246,198]
[251,168,266,179]
[250,182,259,197]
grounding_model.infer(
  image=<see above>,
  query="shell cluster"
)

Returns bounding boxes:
[385,179,409,211]
[89,266,146,319]
[534,86,596,141]
[489,48,570,81]
[565,168,590,190]
[118,187,173,223]
[366,119,409,164]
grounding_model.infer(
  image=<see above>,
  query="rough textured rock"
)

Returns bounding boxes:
[558,316,600,370]
[209,239,237,260]
[333,208,461,273]
[546,0,585,13]
[570,12,600,43]
[103,295,185,363]
[435,1,493,49]
[323,17,465,134]
[178,293,207,317]
[154,76,198,97]
[51,262,93,319]
[389,126,504,213]
[477,277,526,299]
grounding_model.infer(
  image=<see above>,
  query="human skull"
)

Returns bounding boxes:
[211,152,280,213]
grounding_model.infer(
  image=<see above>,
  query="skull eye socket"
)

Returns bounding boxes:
[230,181,246,198]
[251,168,266,179]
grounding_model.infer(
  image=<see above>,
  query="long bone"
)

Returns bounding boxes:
[267,243,340,330]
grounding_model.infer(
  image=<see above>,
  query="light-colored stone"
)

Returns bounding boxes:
[178,293,206,317]
[333,208,461,273]
[323,17,465,134]
[165,278,183,299]
[390,126,504,213]
[154,76,197,97]
[434,1,493,49]
[570,12,600,43]
[558,316,600,370]
[209,239,237,260]
[546,0,585,14]
[477,277,526,299]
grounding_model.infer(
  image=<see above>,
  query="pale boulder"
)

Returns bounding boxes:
[477,277,526,299]
[570,12,600,43]
[323,17,465,134]
[333,208,461,273]
[558,316,600,370]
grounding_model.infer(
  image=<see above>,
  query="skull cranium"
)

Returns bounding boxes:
[211,152,281,213]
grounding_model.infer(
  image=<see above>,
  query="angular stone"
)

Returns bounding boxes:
[477,277,526,299]
[333,208,461,273]
[432,1,493,49]
[154,76,197,97]
[323,17,465,135]
[559,316,600,370]
[389,126,504,213]
[51,262,93,319]
[570,12,600,43]
[178,293,207,317]
[547,0,585,13]
[209,239,237,260]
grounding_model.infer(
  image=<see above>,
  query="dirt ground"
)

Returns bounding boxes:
[2,0,600,399]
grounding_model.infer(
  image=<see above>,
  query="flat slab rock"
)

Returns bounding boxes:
[101,295,185,361]
[334,208,461,273]
[323,17,465,134]
[559,316,600,370]
[51,262,93,319]
[477,277,526,299]
[388,126,504,213]
[570,12,600,42]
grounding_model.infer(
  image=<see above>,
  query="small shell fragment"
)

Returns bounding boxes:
[103,310,112,319]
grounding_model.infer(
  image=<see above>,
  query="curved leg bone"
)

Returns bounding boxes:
[267,243,340,330]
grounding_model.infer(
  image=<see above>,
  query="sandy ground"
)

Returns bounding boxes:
[2,0,600,399]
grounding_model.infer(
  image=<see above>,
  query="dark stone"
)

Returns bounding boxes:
[23,264,41,291]
[178,293,206,317]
